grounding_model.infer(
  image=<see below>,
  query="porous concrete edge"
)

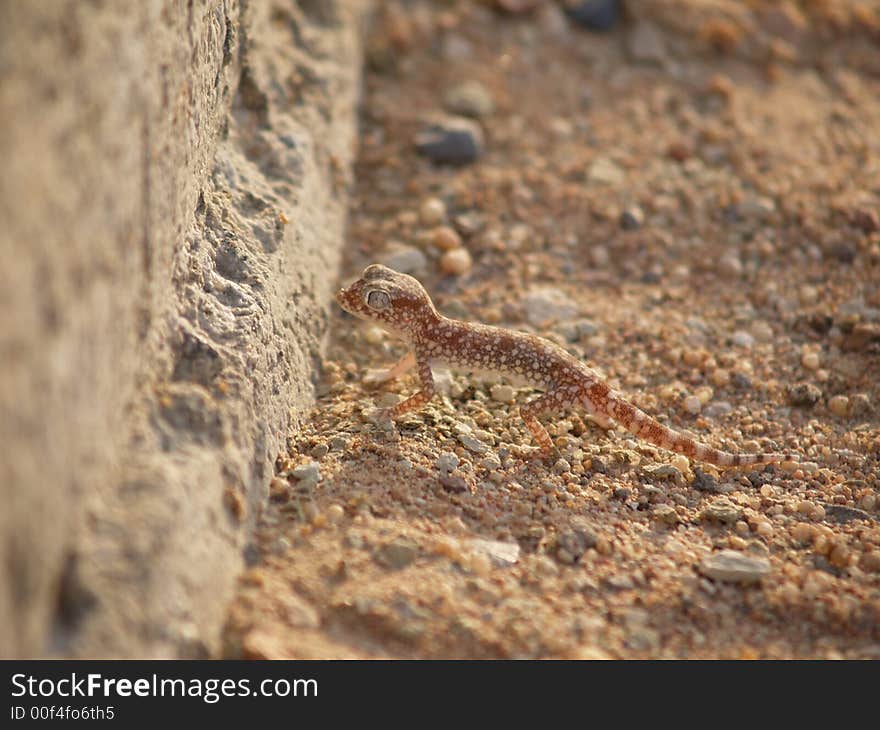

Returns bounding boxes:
[0,0,367,658]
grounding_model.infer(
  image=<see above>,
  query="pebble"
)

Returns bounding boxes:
[443,80,494,118]
[788,382,822,407]
[828,395,849,418]
[439,472,469,493]
[290,462,321,483]
[682,395,702,415]
[731,330,755,348]
[440,247,473,276]
[310,443,329,459]
[415,115,484,165]
[376,537,419,569]
[586,156,624,186]
[822,504,872,524]
[420,197,446,225]
[490,383,516,404]
[521,287,578,326]
[801,350,820,370]
[717,252,743,277]
[458,433,489,455]
[556,524,599,562]
[704,401,733,419]
[566,0,618,32]
[700,499,743,525]
[432,226,462,251]
[436,452,460,473]
[381,244,428,275]
[653,504,680,525]
[692,468,721,493]
[269,477,290,502]
[698,550,771,584]
[325,504,345,525]
[849,393,871,417]
[468,538,520,568]
[480,455,502,470]
[619,206,644,230]
[791,522,815,543]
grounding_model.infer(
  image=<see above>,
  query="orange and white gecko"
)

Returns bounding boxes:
[336,264,796,467]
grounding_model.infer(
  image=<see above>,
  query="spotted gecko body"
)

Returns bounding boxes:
[336,264,796,467]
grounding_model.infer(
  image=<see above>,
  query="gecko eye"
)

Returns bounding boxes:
[365,289,391,310]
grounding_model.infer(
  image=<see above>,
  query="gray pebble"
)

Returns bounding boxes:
[619,206,644,230]
[436,451,460,473]
[698,550,770,584]
[380,245,428,276]
[376,537,419,570]
[704,401,733,419]
[731,330,755,348]
[458,433,489,455]
[788,382,822,408]
[415,115,484,165]
[310,443,329,459]
[290,462,321,482]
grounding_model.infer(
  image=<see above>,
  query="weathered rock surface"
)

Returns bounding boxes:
[0,0,367,657]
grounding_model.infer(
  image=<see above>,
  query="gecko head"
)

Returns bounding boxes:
[335,264,437,337]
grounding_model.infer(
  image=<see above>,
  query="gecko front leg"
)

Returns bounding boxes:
[378,354,435,419]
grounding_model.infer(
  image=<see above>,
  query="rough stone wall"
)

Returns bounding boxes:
[0,0,365,658]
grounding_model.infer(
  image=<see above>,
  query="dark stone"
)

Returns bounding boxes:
[566,0,619,32]
[787,382,822,407]
[821,504,874,524]
[619,206,644,230]
[731,372,752,390]
[692,468,721,493]
[439,472,469,493]
[415,115,484,165]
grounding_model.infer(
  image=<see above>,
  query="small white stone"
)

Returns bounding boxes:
[490,384,516,404]
[439,247,472,276]
[698,550,771,584]
[683,395,702,415]
[801,350,820,370]
[420,197,446,225]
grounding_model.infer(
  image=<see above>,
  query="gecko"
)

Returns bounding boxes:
[335,264,797,467]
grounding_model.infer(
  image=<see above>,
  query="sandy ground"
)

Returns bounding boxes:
[223,0,880,659]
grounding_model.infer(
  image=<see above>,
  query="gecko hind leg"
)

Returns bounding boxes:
[580,396,615,431]
[519,392,564,462]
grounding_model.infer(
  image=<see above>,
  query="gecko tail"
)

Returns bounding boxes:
[600,395,798,468]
